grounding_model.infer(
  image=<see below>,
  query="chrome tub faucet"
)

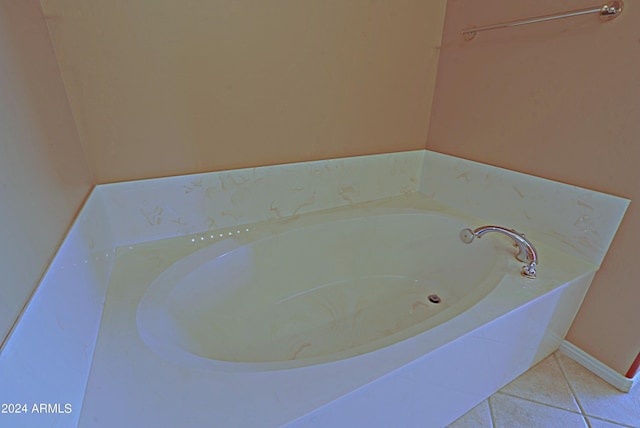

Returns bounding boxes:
[460,226,538,279]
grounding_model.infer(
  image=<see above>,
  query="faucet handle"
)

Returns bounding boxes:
[460,228,475,244]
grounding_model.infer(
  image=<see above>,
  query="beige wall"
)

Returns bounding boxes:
[428,0,639,375]
[0,1,93,344]
[41,0,447,183]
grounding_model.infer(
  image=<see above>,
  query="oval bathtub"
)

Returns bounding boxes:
[137,210,508,371]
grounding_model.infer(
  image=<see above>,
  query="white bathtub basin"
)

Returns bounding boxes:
[137,210,507,370]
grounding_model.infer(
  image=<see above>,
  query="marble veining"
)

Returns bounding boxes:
[99,151,424,246]
[419,151,629,266]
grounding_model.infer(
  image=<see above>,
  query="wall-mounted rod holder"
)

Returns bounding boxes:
[462,0,623,40]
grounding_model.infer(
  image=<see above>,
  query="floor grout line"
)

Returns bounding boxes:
[489,390,604,428]
[487,396,497,428]
[585,415,636,428]
[584,413,594,428]
[555,352,590,416]
[495,390,585,417]
[555,352,637,428]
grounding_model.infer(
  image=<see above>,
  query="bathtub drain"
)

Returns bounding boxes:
[428,294,441,304]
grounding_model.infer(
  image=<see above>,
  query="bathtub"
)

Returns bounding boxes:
[72,193,599,427]
[137,209,508,371]
[8,151,625,428]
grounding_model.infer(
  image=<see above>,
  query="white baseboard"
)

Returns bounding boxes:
[559,341,636,393]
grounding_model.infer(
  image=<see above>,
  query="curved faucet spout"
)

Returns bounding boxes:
[460,225,538,279]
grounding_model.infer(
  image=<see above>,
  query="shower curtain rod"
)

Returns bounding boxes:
[461,0,623,40]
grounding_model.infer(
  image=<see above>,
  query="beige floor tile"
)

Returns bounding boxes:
[446,400,492,428]
[490,393,588,428]
[587,416,635,428]
[500,353,581,412]
[557,353,640,427]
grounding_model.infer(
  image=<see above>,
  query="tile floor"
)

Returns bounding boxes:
[447,351,640,428]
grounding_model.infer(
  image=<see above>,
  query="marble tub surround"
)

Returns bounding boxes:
[0,149,630,427]
[98,150,424,247]
[79,193,598,427]
[0,190,114,428]
[93,148,629,262]
[419,150,630,267]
